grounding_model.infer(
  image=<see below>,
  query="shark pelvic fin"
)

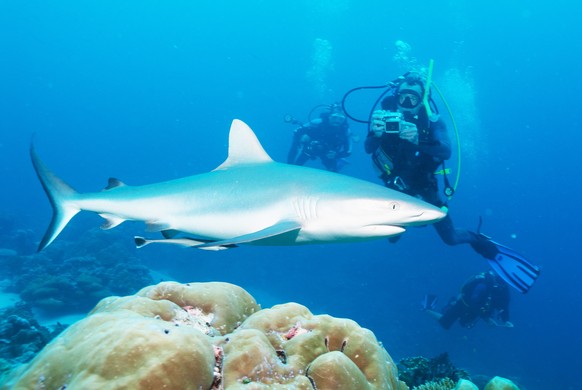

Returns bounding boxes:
[214,119,273,170]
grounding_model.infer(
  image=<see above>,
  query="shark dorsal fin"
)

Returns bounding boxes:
[214,119,273,170]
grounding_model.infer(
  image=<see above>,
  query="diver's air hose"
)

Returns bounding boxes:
[432,81,461,198]
[424,58,461,199]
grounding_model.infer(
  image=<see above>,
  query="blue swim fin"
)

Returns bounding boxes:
[472,233,540,294]
[421,294,438,311]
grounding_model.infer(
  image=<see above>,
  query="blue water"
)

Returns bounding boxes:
[1,1,580,389]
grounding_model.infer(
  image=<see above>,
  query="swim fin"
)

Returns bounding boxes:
[421,294,438,311]
[471,233,540,294]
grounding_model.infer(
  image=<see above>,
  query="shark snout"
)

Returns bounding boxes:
[417,206,447,223]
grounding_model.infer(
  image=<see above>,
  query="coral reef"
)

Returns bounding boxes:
[0,302,67,383]
[412,377,456,390]
[1,224,153,312]
[398,353,470,388]
[0,281,409,390]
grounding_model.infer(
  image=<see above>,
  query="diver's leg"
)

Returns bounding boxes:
[436,298,462,330]
[419,185,478,247]
[321,157,338,172]
[433,214,477,246]
[294,153,310,166]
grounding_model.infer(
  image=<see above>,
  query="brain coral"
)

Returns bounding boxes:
[1,281,408,390]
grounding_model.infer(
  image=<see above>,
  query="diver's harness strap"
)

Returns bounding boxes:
[371,147,393,183]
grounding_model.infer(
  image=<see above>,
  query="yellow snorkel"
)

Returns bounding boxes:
[423,59,436,120]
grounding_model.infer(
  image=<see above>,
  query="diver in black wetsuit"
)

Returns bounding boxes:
[287,104,352,172]
[424,271,513,329]
[364,72,539,293]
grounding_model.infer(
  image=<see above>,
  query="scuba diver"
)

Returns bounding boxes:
[344,68,540,294]
[423,271,513,329]
[286,103,352,172]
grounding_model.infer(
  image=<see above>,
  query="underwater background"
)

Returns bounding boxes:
[0,1,580,389]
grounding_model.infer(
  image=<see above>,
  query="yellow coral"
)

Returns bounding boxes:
[484,376,520,390]
[0,281,408,389]
[4,306,216,389]
[455,378,478,390]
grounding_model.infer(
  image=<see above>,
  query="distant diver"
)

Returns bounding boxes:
[423,271,513,329]
[286,102,352,172]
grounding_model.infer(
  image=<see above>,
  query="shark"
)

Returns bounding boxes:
[31,119,446,252]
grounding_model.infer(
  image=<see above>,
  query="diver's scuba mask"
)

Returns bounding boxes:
[398,89,421,109]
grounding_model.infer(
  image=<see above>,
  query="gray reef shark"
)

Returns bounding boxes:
[31,119,446,251]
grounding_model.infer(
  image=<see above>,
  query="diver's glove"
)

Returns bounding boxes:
[399,121,419,145]
[487,317,514,328]
[370,110,387,137]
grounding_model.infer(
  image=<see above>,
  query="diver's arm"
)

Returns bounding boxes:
[365,131,381,154]
[337,129,353,158]
[287,128,305,164]
[418,118,452,161]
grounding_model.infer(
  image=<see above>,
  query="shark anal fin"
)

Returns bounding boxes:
[196,220,302,248]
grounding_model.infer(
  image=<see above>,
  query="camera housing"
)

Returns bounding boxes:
[382,111,403,133]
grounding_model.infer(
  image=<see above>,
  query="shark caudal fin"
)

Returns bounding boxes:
[30,144,80,251]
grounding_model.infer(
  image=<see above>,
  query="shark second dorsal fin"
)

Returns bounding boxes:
[104,178,126,190]
[214,119,273,170]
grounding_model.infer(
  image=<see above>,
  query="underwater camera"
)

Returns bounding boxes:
[382,111,403,133]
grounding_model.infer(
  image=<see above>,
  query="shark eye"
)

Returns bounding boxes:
[389,202,400,211]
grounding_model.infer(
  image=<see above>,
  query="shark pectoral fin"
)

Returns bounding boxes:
[196,220,303,248]
[99,214,126,230]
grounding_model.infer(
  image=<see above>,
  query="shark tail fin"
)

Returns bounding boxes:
[30,144,81,251]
